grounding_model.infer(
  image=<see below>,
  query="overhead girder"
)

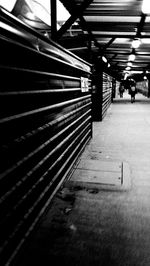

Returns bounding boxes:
[56,0,94,40]
[52,1,150,79]
[136,13,147,38]
[50,0,57,40]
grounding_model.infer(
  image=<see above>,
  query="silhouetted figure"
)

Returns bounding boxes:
[119,84,124,98]
[130,85,136,103]
[128,79,137,103]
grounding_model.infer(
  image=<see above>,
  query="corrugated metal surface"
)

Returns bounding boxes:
[115,80,121,98]
[0,7,92,266]
[92,71,112,121]
[102,73,112,120]
[136,80,150,97]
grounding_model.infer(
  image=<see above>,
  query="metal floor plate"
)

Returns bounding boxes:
[69,159,130,190]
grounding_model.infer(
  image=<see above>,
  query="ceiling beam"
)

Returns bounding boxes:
[101,37,116,53]
[56,0,93,40]
[111,59,150,64]
[51,0,57,40]
[96,37,116,61]
[59,0,101,50]
[136,13,147,38]
[79,16,100,48]
[102,51,150,56]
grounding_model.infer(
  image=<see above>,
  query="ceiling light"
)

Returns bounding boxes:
[128,54,135,61]
[108,63,110,68]
[102,56,107,63]
[127,62,132,67]
[131,38,141,49]
[142,0,150,14]
[144,75,147,80]
[126,66,131,71]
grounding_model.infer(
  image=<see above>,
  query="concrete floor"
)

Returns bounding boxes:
[14,92,150,266]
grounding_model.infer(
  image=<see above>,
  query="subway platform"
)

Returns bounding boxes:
[14,91,150,266]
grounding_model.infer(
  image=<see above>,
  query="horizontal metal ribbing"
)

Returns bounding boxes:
[0,125,91,242]
[0,10,92,265]
[0,95,91,124]
[2,130,91,266]
[0,65,82,81]
[0,88,83,96]
[0,120,91,216]
[0,108,91,183]
[0,35,91,74]
[8,101,91,146]
[12,101,91,144]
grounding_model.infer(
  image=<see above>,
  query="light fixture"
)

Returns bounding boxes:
[126,66,131,71]
[131,38,141,49]
[127,62,132,67]
[128,53,135,61]
[108,63,110,68]
[102,56,107,63]
[142,0,150,14]
[144,75,147,80]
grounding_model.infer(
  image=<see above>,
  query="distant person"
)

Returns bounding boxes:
[129,80,137,103]
[119,84,124,98]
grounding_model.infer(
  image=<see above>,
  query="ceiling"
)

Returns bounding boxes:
[2,0,150,80]
[56,0,150,81]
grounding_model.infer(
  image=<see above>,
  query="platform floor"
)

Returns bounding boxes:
[14,92,150,266]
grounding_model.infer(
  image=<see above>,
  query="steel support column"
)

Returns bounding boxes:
[51,0,57,40]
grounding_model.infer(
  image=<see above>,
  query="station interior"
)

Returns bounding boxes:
[1,1,150,265]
